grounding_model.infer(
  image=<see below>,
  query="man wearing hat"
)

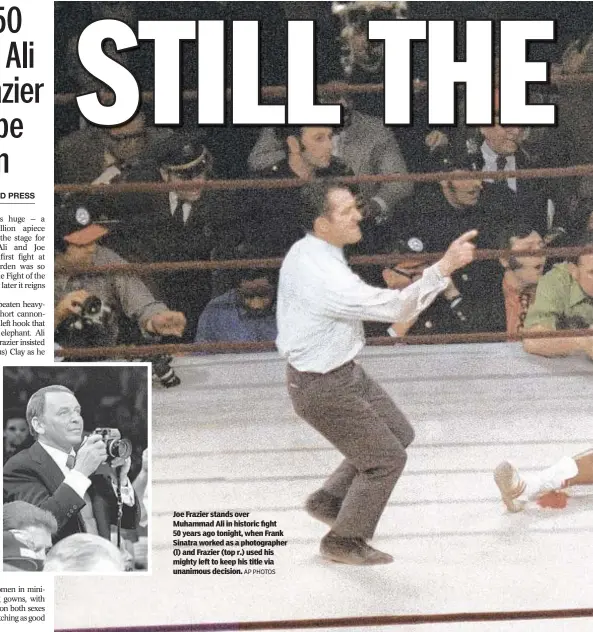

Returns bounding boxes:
[368,143,521,337]
[54,197,186,348]
[117,132,240,341]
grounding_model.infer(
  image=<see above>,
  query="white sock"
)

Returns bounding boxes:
[522,456,579,499]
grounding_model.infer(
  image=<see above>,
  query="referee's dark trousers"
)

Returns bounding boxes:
[287,361,414,540]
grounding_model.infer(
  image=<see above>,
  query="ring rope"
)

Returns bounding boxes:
[56,245,593,277]
[53,72,593,105]
[58,606,593,631]
[54,163,593,197]
[54,328,593,359]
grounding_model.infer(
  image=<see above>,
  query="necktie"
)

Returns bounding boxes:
[518,291,531,331]
[172,203,185,226]
[66,454,76,469]
[496,155,507,172]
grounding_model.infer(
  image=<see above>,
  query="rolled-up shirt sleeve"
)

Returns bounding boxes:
[318,262,449,324]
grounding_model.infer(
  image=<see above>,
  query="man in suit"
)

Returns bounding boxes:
[248,100,413,225]
[479,117,575,237]
[4,385,140,544]
[243,125,355,257]
[375,223,546,338]
[116,133,240,341]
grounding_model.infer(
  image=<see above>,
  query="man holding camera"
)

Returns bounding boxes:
[4,386,140,544]
[54,197,186,348]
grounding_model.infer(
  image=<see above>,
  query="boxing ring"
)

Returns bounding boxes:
[52,63,593,630]
[55,343,593,631]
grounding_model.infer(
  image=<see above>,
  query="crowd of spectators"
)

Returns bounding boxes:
[54,2,593,357]
[3,367,149,572]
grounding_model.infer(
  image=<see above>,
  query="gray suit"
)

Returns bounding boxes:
[248,111,413,217]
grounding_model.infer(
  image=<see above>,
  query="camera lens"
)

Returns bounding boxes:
[106,438,132,460]
[82,296,102,316]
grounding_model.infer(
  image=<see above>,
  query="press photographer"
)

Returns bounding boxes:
[4,385,140,545]
[54,196,187,352]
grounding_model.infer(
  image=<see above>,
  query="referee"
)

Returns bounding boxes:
[276,182,477,565]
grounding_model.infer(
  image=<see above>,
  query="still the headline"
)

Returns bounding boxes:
[76,19,557,128]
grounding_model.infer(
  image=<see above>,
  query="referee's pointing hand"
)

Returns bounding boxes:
[437,229,478,278]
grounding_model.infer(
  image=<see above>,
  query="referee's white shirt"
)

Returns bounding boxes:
[276,233,449,373]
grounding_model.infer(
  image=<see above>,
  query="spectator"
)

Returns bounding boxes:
[248,97,413,223]
[400,141,518,253]
[4,385,140,544]
[4,408,33,464]
[243,126,352,256]
[478,97,575,237]
[3,501,57,571]
[56,110,172,186]
[43,533,126,573]
[54,197,186,349]
[369,148,518,334]
[374,224,546,338]
[522,231,593,358]
[56,112,169,184]
[195,265,277,347]
[117,133,241,341]
[131,448,148,570]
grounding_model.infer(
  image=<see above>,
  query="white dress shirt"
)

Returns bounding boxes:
[276,233,449,373]
[481,141,517,192]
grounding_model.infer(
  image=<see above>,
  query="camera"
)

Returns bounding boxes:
[55,295,115,350]
[78,296,112,328]
[93,427,133,464]
[150,354,181,388]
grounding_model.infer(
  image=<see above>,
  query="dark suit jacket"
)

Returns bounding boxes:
[480,144,577,236]
[3,442,140,543]
[107,161,242,339]
[244,158,354,257]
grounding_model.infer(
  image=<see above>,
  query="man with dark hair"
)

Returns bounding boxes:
[249,104,412,223]
[4,385,140,544]
[276,182,477,565]
[3,501,57,571]
[522,231,593,358]
[195,265,277,346]
[243,126,353,257]
[4,409,33,464]
[478,104,574,237]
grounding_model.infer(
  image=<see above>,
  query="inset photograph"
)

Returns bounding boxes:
[3,364,150,573]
